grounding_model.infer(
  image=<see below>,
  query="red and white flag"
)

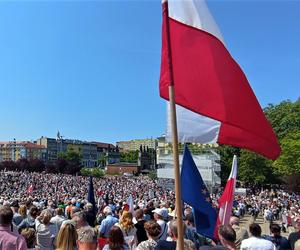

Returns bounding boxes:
[216,155,238,234]
[27,184,33,194]
[97,188,103,196]
[123,194,134,214]
[160,0,280,160]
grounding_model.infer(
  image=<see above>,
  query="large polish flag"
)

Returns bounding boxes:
[160,0,281,160]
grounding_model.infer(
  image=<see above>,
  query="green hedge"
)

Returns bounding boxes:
[80,167,105,178]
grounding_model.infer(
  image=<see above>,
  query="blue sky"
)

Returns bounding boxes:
[0,0,299,144]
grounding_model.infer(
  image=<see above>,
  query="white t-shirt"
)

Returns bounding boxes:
[50,215,66,229]
[35,220,58,250]
[241,236,276,250]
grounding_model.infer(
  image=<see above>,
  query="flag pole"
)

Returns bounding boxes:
[163,1,184,248]
[222,201,228,225]
[169,86,185,250]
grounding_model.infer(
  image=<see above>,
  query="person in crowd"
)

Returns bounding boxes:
[0,205,27,250]
[108,200,116,214]
[294,240,300,250]
[183,212,202,246]
[65,201,75,220]
[11,201,23,227]
[35,209,59,250]
[84,203,96,227]
[229,216,249,250]
[152,208,168,241]
[103,225,130,250]
[240,223,276,250]
[115,207,123,221]
[50,207,66,230]
[134,209,147,245]
[184,207,193,218]
[183,212,196,240]
[18,206,39,233]
[19,205,27,220]
[144,203,154,221]
[184,212,215,248]
[264,223,290,250]
[26,200,33,211]
[218,225,237,250]
[71,206,82,218]
[136,220,161,250]
[155,219,195,250]
[20,227,37,250]
[115,211,137,247]
[199,225,236,250]
[56,220,78,250]
[289,222,300,250]
[77,226,98,250]
[99,206,119,238]
[47,201,56,216]
[72,211,91,231]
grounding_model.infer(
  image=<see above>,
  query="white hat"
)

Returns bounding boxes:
[152,208,168,219]
[103,206,112,214]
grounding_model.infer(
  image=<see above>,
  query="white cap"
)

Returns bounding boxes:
[152,208,168,219]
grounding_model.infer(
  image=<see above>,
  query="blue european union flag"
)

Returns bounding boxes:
[181,145,217,239]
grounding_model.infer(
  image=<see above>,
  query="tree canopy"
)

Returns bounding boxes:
[273,131,300,175]
[120,150,139,163]
[264,99,300,139]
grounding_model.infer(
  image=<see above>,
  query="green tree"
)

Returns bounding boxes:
[148,170,157,180]
[264,99,300,140]
[218,145,240,185]
[97,153,107,167]
[81,167,105,178]
[57,150,82,174]
[238,150,276,185]
[264,99,300,177]
[58,150,82,164]
[273,131,300,175]
[120,150,139,163]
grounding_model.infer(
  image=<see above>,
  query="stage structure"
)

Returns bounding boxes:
[157,149,221,192]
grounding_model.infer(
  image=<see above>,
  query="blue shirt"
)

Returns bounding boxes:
[99,215,119,238]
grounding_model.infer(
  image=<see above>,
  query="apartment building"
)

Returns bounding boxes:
[0,141,46,162]
[116,138,157,152]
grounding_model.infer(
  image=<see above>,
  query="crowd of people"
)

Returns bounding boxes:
[0,171,175,207]
[231,189,300,233]
[0,170,300,250]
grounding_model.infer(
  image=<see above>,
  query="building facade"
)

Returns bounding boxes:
[37,137,98,167]
[93,142,120,167]
[0,141,46,162]
[116,138,157,152]
[36,137,62,162]
[65,139,97,167]
[36,137,118,167]
[138,145,156,172]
